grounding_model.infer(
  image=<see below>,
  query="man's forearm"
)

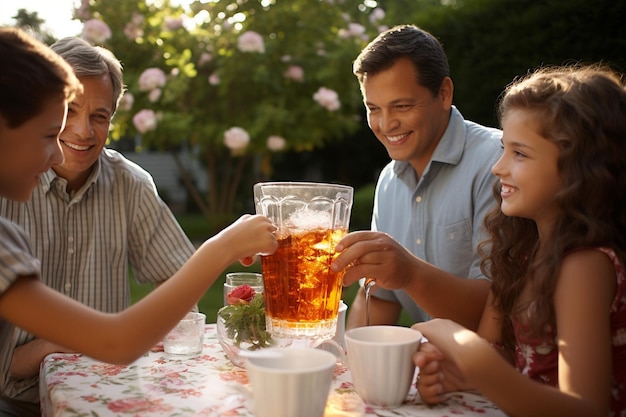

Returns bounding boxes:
[10,339,67,379]
[404,261,490,331]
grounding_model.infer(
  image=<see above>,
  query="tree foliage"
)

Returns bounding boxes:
[71,0,388,224]
[411,0,626,126]
[9,0,625,228]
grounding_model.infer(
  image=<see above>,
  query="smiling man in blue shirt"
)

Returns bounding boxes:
[332,24,502,331]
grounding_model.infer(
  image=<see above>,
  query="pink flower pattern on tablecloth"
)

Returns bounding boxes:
[40,324,507,417]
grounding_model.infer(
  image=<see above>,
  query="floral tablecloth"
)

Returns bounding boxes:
[40,324,507,417]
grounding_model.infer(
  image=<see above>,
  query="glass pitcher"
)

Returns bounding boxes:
[254,182,353,340]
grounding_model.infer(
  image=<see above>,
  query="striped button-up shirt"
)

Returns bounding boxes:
[0,217,41,393]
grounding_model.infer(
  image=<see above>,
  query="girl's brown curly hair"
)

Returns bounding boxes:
[478,64,626,349]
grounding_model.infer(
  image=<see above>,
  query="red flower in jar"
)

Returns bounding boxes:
[226,284,256,305]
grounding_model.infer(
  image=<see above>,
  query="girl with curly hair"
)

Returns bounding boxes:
[413,64,626,417]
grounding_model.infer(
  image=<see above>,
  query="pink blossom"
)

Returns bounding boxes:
[81,19,112,44]
[138,68,167,92]
[198,52,212,66]
[339,23,366,39]
[369,7,386,23]
[223,127,250,151]
[237,31,265,53]
[226,285,256,305]
[118,92,134,112]
[267,135,286,151]
[133,109,157,134]
[131,13,145,26]
[283,65,304,82]
[73,0,91,20]
[313,87,340,111]
[123,13,145,40]
[148,89,161,103]
[208,73,220,85]
[164,16,184,31]
[348,23,366,36]
[124,22,143,40]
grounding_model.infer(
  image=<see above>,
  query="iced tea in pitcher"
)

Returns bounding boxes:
[254,182,353,340]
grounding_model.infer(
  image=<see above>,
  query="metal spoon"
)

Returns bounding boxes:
[364,278,376,326]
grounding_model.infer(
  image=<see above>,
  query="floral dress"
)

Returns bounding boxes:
[512,247,626,416]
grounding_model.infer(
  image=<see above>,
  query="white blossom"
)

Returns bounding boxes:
[237,31,265,53]
[313,87,341,111]
[266,135,286,151]
[224,127,250,151]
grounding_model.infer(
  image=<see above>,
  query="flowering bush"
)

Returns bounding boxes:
[72,0,387,222]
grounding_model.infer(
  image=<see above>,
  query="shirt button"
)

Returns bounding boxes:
[68,248,74,254]
[64,282,71,292]
[415,196,422,203]
[416,238,422,245]
[68,236,74,243]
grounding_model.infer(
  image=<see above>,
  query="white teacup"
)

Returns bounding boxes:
[344,325,422,409]
[245,348,337,417]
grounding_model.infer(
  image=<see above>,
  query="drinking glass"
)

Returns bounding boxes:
[254,182,353,340]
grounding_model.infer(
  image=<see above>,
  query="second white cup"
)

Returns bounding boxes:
[344,325,422,409]
[246,348,336,417]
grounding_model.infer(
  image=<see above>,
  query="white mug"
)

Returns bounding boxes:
[245,348,336,417]
[344,325,422,409]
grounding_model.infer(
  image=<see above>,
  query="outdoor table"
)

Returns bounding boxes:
[40,324,507,417]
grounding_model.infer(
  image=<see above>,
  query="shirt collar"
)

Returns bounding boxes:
[42,155,102,198]
[392,105,466,177]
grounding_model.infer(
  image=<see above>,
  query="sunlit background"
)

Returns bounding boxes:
[0,0,82,38]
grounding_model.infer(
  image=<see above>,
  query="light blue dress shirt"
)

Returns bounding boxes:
[371,106,502,322]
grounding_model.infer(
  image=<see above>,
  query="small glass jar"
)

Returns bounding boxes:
[223,272,264,305]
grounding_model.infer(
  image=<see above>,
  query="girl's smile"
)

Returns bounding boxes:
[492,109,562,231]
